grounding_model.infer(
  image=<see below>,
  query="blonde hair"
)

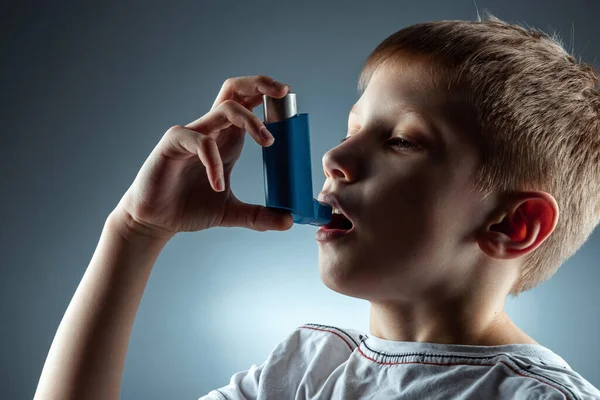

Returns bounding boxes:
[358,14,600,296]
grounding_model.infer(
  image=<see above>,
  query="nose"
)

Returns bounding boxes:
[322,143,358,182]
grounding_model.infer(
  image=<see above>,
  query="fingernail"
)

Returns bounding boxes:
[215,177,224,192]
[261,126,274,142]
[273,81,290,92]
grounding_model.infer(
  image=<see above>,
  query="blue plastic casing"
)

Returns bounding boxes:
[262,113,333,226]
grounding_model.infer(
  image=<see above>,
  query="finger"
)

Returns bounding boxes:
[210,75,291,111]
[226,198,294,232]
[242,84,292,110]
[164,125,225,192]
[186,99,275,146]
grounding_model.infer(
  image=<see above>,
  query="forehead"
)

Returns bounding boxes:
[351,59,445,117]
[349,60,456,150]
[350,58,481,150]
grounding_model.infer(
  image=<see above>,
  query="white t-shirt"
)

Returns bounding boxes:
[200,323,600,399]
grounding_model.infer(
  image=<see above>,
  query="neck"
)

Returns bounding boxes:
[368,293,537,346]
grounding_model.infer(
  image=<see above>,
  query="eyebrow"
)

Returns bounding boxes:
[348,103,443,146]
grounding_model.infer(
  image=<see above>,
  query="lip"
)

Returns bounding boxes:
[317,192,354,226]
[315,226,354,242]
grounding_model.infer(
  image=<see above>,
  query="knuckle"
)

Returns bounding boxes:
[247,208,261,231]
[197,135,214,150]
[165,124,183,136]
[254,118,265,132]
[221,98,238,109]
[256,75,273,85]
[222,77,236,89]
[197,137,221,166]
[208,159,223,170]
[221,99,246,119]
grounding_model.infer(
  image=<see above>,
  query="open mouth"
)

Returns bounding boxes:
[323,212,354,231]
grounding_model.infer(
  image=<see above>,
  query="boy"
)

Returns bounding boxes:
[35,15,600,399]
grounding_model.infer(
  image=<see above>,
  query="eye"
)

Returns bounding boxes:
[387,137,418,150]
[341,136,418,149]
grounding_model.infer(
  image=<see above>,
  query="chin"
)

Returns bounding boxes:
[318,258,378,301]
[317,248,431,301]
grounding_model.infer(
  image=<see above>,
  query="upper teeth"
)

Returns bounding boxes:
[332,207,342,214]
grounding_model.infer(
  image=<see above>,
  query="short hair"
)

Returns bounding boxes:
[358,13,600,296]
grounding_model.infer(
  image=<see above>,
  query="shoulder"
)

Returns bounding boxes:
[506,349,600,399]
[199,324,366,399]
[262,323,364,369]
[294,323,365,351]
[529,364,600,399]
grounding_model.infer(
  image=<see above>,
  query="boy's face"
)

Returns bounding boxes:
[317,57,491,301]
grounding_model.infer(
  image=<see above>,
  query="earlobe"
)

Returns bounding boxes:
[477,192,559,261]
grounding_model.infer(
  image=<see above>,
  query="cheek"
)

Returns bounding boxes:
[367,178,437,237]
[364,176,456,259]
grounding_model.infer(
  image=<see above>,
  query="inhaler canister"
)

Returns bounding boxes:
[261,92,333,226]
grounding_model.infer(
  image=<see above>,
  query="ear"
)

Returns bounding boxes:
[477,191,559,260]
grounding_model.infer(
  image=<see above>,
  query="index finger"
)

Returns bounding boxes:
[210,75,290,111]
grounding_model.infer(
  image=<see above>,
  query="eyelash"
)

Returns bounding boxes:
[340,136,417,149]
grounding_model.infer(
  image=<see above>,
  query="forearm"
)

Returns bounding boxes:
[35,210,172,400]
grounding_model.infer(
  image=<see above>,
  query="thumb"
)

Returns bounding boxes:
[226,198,294,232]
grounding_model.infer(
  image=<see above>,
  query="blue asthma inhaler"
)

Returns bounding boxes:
[261,92,333,226]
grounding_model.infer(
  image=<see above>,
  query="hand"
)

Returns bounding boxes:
[112,75,294,240]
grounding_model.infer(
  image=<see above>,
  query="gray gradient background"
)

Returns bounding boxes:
[2,0,599,398]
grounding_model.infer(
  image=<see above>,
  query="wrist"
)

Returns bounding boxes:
[107,207,175,246]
